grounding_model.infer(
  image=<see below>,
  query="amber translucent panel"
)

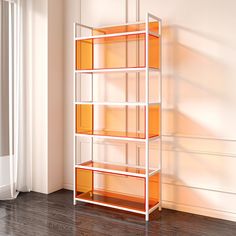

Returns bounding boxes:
[76,169,159,212]
[79,189,146,212]
[92,22,159,35]
[76,169,92,194]
[75,33,160,70]
[76,39,93,70]
[76,104,160,139]
[78,161,153,175]
[93,34,145,69]
[76,104,93,133]
[149,105,160,138]
[149,35,160,69]
[149,173,160,207]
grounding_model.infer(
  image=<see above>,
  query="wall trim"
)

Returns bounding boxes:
[163,200,236,222]
[163,181,236,196]
[64,183,73,191]
[163,133,236,142]
[163,148,236,158]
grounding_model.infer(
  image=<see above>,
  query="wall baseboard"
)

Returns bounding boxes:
[163,201,236,222]
[48,184,64,194]
[64,183,73,191]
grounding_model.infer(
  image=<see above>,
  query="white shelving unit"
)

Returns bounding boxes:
[73,13,162,221]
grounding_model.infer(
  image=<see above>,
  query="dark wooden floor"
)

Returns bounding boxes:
[0,190,236,236]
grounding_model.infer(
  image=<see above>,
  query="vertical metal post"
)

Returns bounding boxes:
[159,19,162,211]
[91,43,93,163]
[9,1,14,198]
[145,13,149,221]
[125,0,128,165]
[73,22,76,205]
[136,0,140,166]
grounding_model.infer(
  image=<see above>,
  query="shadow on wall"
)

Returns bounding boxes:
[161,24,236,209]
[162,24,236,138]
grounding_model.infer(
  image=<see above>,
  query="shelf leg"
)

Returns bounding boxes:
[158,205,162,211]
[73,198,77,205]
[145,213,149,221]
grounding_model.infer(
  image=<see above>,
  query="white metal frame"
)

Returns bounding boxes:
[75,67,159,74]
[73,13,162,221]
[75,160,160,178]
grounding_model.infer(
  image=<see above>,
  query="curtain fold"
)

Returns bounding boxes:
[15,0,32,192]
[0,0,32,200]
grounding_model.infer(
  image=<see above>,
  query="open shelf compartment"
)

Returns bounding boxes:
[75,70,160,104]
[75,22,160,71]
[75,137,160,177]
[75,168,160,213]
[76,104,160,139]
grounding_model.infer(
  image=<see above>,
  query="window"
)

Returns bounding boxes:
[0,0,15,156]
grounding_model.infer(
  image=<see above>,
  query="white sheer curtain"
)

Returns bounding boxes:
[0,0,32,200]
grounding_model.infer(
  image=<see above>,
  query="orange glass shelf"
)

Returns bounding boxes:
[93,22,159,35]
[77,190,147,212]
[76,104,160,139]
[77,160,155,176]
[76,169,160,212]
[76,33,160,70]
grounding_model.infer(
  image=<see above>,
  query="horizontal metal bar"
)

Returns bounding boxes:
[75,197,146,215]
[75,30,146,41]
[75,101,161,106]
[75,161,158,178]
[75,30,160,41]
[74,22,94,30]
[149,168,161,176]
[149,31,160,37]
[149,202,160,214]
[75,67,160,74]
[147,12,162,22]
[75,164,146,178]
[75,133,160,142]
[75,133,145,142]
[76,160,157,171]
[149,136,161,141]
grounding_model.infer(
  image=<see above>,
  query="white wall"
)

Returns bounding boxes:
[29,0,48,194]
[63,0,81,190]
[48,0,64,193]
[27,0,64,194]
[63,0,236,221]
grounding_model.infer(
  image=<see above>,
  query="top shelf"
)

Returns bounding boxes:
[75,20,160,41]
[75,30,160,41]
[74,13,161,72]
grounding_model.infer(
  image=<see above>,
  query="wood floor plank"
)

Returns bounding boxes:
[0,189,235,236]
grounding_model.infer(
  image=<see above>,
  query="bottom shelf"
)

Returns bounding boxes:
[75,168,160,214]
[76,190,159,214]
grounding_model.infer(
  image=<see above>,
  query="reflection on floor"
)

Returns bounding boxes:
[0,189,235,236]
